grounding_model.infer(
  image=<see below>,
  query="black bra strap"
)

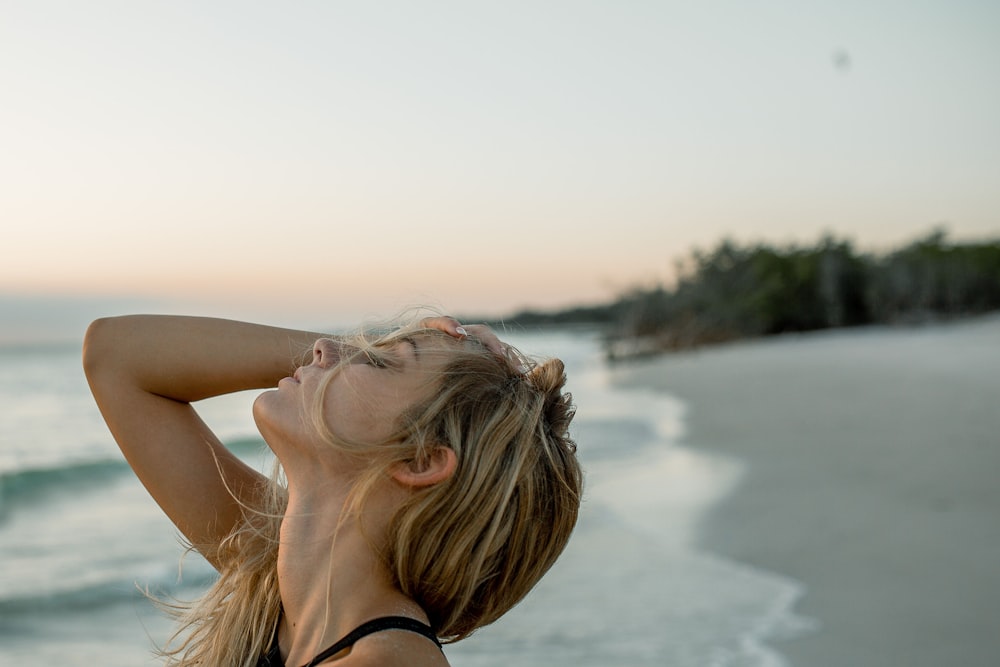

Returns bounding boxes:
[303,616,441,666]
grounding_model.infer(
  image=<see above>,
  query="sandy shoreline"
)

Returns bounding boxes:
[613,313,1000,667]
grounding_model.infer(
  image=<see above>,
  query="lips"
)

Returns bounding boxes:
[279,369,303,386]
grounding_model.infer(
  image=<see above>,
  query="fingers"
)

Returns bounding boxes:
[419,316,466,338]
[419,316,506,358]
[458,324,506,358]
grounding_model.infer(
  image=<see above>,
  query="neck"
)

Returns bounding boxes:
[275,465,424,666]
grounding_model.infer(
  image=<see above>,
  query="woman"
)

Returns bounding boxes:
[83,313,582,666]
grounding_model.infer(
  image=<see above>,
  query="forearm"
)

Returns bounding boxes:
[83,314,326,402]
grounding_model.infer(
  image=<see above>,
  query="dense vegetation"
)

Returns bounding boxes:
[490,229,1000,358]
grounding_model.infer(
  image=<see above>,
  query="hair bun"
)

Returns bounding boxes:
[526,358,564,392]
[528,359,576,447]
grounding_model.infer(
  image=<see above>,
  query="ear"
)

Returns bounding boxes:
[390,446,458,488]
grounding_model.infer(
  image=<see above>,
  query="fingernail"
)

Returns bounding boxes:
[455,327,468,336]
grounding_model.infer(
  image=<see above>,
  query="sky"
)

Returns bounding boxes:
[2,1,999,339]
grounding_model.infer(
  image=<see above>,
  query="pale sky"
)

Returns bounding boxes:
[2,1,998,335]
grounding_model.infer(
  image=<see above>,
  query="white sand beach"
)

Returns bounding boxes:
[614,313,1000,667]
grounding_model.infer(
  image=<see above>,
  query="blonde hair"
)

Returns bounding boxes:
[159,320,583,664]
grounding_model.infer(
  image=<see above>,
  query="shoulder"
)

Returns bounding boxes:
[331,631,449,667]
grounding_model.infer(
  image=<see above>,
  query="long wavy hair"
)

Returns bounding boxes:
[158,318,583,665]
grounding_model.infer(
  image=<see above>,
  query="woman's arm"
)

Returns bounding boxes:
[82,315,325,567]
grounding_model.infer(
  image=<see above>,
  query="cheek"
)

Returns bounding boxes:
[322,389,401,444]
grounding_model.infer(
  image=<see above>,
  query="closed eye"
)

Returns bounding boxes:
[363,349,388,368]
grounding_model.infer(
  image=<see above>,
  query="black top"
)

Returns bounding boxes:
[258,616,442,667]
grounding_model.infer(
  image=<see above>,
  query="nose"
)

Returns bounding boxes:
[312,337,341,368]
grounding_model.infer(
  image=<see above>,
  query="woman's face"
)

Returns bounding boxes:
[254,334,456,456]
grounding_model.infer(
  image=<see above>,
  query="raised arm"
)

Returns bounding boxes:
[82,315,326,567]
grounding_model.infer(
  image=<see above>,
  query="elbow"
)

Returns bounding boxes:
[82,316,122,380]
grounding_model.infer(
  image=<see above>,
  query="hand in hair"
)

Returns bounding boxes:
[420,316,506,359]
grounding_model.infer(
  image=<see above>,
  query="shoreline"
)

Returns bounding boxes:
[612,314,1000,666]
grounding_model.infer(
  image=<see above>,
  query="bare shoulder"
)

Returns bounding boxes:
[333,630,449,666]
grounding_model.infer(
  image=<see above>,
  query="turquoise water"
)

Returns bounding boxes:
[0,330,809,666]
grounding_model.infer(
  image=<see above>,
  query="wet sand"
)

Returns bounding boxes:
[614,314,1000,667]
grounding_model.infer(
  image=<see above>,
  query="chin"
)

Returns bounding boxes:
[251,391,271,426]
[252,392,282,442]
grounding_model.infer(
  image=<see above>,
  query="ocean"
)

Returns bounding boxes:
[0,328,811,666]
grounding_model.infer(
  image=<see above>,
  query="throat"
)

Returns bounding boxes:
[275,492,365,620]
[274,490,419,665]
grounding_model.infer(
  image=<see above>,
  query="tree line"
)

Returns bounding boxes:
[492,228,1000,358]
